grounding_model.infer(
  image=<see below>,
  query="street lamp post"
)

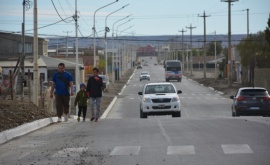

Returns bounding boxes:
[112,14,132,84]
[104,4,129,80]
[119,25,134,36]
[116,19,133,77]
[119,25,134,73]
[93,0,119,67]
[116,19,133,37]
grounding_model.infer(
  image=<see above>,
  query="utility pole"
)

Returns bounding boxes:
[74,0,79,115]
[198,11,210,78]
[33,0,38,105]
[21,0,26,101]
[221,0,238,86]
[186,24,196,76]
[178,29,187,73]
[63,31,72,60]
[246,8,249,37]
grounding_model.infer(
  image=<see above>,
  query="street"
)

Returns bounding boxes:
[0,57,270,165]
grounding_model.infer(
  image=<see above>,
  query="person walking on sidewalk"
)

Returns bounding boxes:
[86,67,103,122]
[74,83,88,122]
[50,63,74,122]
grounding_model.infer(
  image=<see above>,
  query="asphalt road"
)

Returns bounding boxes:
[0,57,270,165]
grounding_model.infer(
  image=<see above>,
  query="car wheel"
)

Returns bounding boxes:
[148,79,150,81]
[140,109,147,118]
[140,79,141,81]
[172,112,181,117]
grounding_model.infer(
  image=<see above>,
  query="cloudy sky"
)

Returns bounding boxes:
[0,0,269,37]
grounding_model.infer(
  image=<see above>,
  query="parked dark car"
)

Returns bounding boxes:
[137,65,142,69]
[230,87,270,117]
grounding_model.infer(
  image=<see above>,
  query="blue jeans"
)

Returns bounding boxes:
[90,97,101,119]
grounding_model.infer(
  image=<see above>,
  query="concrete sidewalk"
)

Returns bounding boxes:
[0,69,135,146]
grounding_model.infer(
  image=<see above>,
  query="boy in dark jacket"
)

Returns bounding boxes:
[86,67,103,122]
[74,83,88,122]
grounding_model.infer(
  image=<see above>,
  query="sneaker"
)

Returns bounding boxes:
[82,118,85,122]
[95,118,98,122]
[90,117,95,121]
[77,117,80,122]
[64,114,68,122]
[57,117,61,122]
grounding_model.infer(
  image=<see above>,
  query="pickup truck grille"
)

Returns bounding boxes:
[152,106,171,109]
[152,98,171,103]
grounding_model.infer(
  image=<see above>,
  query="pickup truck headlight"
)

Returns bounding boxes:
[143,98,151,103]
[171,97,180,102]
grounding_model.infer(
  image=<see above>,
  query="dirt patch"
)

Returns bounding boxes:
[193,77,242,97]
[0,100,54,132]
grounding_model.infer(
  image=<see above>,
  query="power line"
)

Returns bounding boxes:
[25,16,73,32]
[57,0,68,17]
[50,0,73,23]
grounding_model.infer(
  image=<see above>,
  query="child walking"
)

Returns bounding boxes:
[74,83,88,122]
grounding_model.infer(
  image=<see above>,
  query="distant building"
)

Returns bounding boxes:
[137,45,157,57]
[0,32,48,58]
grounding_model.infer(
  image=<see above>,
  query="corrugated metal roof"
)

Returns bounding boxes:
[0,57,46,67]
[0,55,82,70]
[40,55,80,69]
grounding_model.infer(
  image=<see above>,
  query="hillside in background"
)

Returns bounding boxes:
[47,34,247,49]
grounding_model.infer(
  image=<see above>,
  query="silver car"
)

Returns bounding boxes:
[138,82,182,118]
[140,71,150,81]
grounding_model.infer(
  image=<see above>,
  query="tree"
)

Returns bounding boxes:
[206,41,222,56]
[237,32,270,68]
[265,14,270,45]
[192,48,199,56]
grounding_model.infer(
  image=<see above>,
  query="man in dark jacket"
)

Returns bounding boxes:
[86,67,103,122]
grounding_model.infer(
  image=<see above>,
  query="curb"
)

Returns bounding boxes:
[100,96,117,119]
[186,77,224,95]
[0,117,58,145]
[0,69,135,145]
[101,69,136,119]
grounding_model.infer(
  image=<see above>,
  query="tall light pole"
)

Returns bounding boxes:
[105,4,129,79]
[119,25,134,36]
[93,0,119,67]
[116,18,133,77]
[116,19,133,37]
[119,25,134,73]
[111,14,132,82]
[221,0,238,86]
[112,14,132,38]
